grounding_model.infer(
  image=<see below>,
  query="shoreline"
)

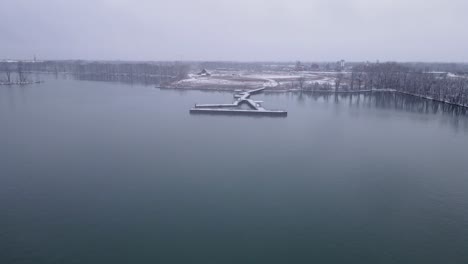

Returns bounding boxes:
[159,85,378,93]
[396,91,468,108]
[0,81,43,86]
[159,86,468,109]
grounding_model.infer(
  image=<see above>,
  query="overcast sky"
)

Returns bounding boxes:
[1,0,467,62]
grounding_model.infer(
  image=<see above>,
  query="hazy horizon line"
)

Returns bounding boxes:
[2,58,468,64]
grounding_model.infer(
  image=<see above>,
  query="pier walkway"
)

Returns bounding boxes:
[190,87,287,116]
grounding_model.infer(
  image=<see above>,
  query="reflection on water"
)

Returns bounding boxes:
[297,92,466,115]
[2,79,468,264]
[294,91,468,133]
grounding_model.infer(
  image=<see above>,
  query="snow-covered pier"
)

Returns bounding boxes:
[190,87,287,117]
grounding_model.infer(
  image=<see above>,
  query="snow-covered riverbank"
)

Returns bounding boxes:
[168,70,337,91]
[0,81,42,86]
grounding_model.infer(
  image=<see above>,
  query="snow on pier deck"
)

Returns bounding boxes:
[190,87,287,117]
[190,108,287,116]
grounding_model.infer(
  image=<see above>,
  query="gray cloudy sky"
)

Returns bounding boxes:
[1,0,467,61]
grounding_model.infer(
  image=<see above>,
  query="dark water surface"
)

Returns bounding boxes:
[1,77,468,263]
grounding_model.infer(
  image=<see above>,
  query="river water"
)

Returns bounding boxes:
[1,77,468,263]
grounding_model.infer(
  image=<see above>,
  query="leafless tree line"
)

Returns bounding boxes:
[0,61,30,84]
[0,61,190,85]
[349,62,468,106]
[298,62,468,107]
[70,62,189,85]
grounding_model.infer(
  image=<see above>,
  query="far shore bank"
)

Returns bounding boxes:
[159,85,468,109]
[0,81,43,86]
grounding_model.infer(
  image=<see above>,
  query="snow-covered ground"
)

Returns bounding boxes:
[428,72,468,79]
[171,70,337,90]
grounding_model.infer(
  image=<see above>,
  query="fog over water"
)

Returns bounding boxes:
[1,0,468,61]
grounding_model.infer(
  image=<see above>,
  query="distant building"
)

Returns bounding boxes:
[310,63,320,71]
[336,60,345,71]
[197,69,211,76]
[295,61,305,71]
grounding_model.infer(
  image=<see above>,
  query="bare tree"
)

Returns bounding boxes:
[295,61,303,71]
[298,76,305,91]
[290,80,296,90]
[335,72,343,91]
[17,62,28,83]
[4,64,12,83]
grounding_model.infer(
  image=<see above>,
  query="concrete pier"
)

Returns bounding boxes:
[190,108,287,116]
[190,87,287,116]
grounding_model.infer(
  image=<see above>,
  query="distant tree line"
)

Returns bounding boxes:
[0,61,31,84]
[348,62,468,106]
[199,61,265,72]
[400,62,468,73]
[0,61,190,85]
[300,62,468,107]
